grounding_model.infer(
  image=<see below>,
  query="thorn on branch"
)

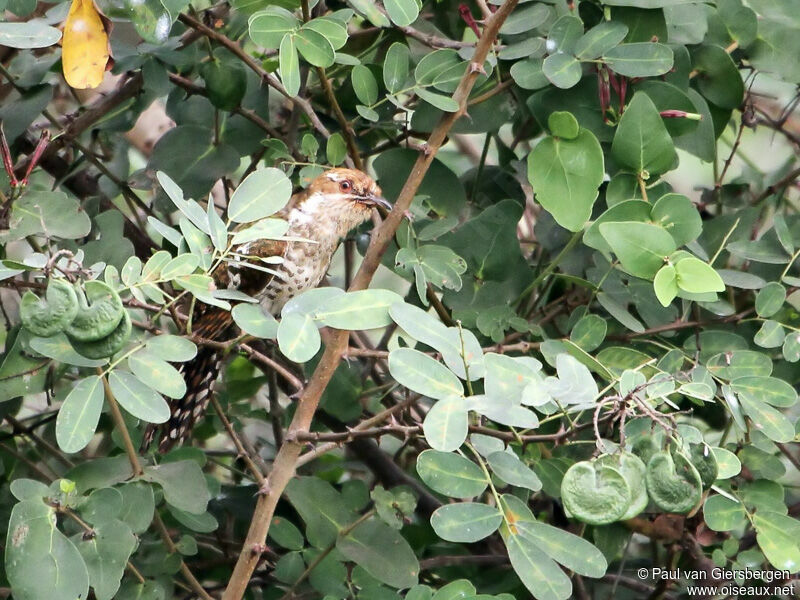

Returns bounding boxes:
[468,61,487,76]
[251,543,268,555]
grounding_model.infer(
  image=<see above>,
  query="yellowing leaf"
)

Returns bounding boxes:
[62,0,112,89]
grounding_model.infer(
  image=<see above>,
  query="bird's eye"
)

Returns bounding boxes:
[339,180,352,192]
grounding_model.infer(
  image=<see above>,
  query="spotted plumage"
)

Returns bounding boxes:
[142,168,388,452]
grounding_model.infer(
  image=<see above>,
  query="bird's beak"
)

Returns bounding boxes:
[365,194,392,213]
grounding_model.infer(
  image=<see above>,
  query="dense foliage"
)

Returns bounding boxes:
[1,0,800,598]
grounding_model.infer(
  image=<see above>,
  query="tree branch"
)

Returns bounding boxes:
[220,1,520,597]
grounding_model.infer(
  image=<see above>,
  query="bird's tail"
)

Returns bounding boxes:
[141,307,233,453]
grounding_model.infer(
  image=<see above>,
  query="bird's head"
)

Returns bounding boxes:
[293,168,391,238]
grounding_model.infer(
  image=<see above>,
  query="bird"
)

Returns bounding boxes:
[142,167,390,452]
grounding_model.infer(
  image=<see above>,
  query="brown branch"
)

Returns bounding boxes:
[209,395,265,483]
[220,1,520,596]
[99,370,214,600]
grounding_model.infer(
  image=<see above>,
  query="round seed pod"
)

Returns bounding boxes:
[598,451,648,520]
[689,443,718,489]
[561,460,632,525]
[19,278,79,337]
[645,451,703,514]
[70,309,131,359]
[66,280,124,342]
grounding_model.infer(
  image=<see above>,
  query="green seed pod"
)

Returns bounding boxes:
[631,435,660,466]
[66,280,124,342]
[689,443,718,489]
[561,460,632,525]
[597,452,648,520]
[645,451,703,514]
[19,278,79,337]
[70,310,131,359]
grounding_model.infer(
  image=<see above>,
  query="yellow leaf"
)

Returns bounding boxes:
[62,0,112,89]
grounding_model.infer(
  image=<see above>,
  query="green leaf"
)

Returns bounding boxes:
[356,104,379,121]
[599,222,677,279]
[416,449,488,498]
[516,520,608,577]
[303,17,348,50]
[547,111,580,139]
[611,92,677,175]
[141,460,210,514]
[510,58,549,90]
[502,528,572,600]
[674,257,725,294]
[280,34,301,96]
[295,27,335,67]
[707,350,772,379]
[388,348,463,400]
[126,0,171,43]
[0,22,61,48]
[415,88,459,112]
[500,3,551,35]
[570,314,607,352]
[732,376,797,408]
[161,254,200,279]
[384,0,419,27]
[6,501,89,600]
[653,264,678,306]
[783,332,800,363]
[149,126,238,201]
[76,519,137,600]
[277,312,321,362]
[146,334,197,362]
[422,397,468,451]
[248,7,299,48]
[232,303,279,338]
[326,133,347,166]
[430,503,503,543]
[738,394,795,443]
[56,375,104,453]
[467,396,540,428]
[108,371,170,423]
[754,320,786,349]
[313,289,403,330]
[337,518,420,588]
[129,351,187,399]
[286,477,356,547]
[712,447,741,479]
[228,167,293,223]
[528,129,604,232]
[2,191,91,242]
[753,511,800,571]
[347,0,390,27]
[118,483,155,533]
[602,43,674,77]
[542,54,582,89]
[575,21,628,59]
[692,44,744,109]
[29,334,107,368]
[269,517,305,550]
[755,282,786,317]
[651,193,702,247]
[703,495,747,531]
[487,451,542,491]
[383,42,410,93]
